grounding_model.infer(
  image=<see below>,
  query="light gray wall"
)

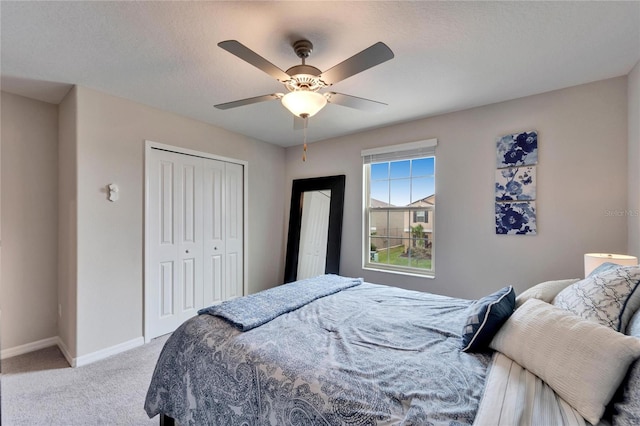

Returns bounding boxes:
[628,61,640,258]
[73,86,286,357]
[285,77,629,299]
[1,91,58,350]
[1,73,633,355]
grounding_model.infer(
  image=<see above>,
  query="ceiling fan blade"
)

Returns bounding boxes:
[214,94,281,110]
[319,42,394,86]
[326,92,387,111]
[218,40,291,82]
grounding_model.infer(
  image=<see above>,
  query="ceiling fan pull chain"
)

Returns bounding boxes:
[302,114,309,162]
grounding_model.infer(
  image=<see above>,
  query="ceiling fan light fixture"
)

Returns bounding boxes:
[281,91,327,118]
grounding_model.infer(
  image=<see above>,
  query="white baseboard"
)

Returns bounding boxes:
[74,336,144,367]
[1,336,59,360]
[56,337,75,367]
[1,336,145,368]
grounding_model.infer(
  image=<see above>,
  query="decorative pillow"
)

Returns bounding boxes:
[489,299,640,425]
[461,286,515,353]
[552,266,640,332]
[628,309,640,336]
[515,278,579,308]
[611,309,640,425]
[588,261,625,278]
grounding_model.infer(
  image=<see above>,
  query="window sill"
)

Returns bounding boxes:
[363,264,435,279]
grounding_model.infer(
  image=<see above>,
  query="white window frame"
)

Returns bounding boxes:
[362,138,437,277]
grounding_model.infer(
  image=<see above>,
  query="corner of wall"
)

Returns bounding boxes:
[628,61,640,258]
[57,85,79,358]
[1,91,60,351]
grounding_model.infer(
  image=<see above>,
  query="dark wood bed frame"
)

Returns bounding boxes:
[160,414,175,426]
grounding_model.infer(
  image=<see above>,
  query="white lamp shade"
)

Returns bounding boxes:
[281,91,327,118]
[584,253,638,277]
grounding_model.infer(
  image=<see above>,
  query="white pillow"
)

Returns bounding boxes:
[489,299,640,425]
[515,278,579,308]
[553,266,640,332]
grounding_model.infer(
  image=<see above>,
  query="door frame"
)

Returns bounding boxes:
[144,140,248,343]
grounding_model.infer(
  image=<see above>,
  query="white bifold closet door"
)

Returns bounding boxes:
[147,148,243,340]
[202,158,244,307]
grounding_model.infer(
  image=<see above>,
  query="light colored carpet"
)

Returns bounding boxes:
[1,334,170,425]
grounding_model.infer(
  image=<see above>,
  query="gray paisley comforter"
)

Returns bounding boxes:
[144,282,491,425]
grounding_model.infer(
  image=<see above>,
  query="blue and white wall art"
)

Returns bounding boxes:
[496,131,538,168]
[495,166,536,201]
[495,202,537,235]
[495,130,538,235]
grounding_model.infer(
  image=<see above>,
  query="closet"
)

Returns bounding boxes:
[145,143,244,341]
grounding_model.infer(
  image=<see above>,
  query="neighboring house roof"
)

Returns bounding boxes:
[371,198,395,207]
[407,194,435,207]
[371,196,435,208]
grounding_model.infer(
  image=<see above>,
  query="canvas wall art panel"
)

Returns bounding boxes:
[495,201,537,235]
[496,131,538,168]
[495,166,536,201]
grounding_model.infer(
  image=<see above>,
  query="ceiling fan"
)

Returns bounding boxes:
[214,39,394,120]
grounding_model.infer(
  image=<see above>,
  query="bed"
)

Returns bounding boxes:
[145,269,640,426]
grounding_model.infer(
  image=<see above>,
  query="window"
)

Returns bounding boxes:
[413,211,427,223]
[362,139,436,276]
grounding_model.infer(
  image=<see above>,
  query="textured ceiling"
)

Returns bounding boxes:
[2,1,639,147]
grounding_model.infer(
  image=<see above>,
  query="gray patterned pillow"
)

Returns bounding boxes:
[588,261,625,278]
[552,266,640,333]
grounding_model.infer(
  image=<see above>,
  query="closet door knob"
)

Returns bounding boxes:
[185,249,190,254]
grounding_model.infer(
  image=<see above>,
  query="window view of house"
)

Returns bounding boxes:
[365,156,435,275]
